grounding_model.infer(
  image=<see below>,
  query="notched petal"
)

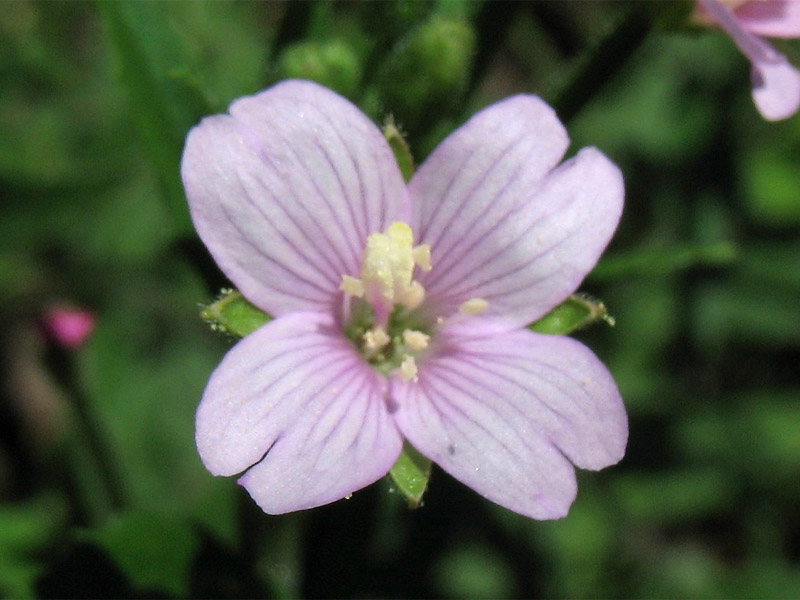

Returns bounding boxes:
[195,311,403,514]
[392,328,626,519]
[182,80,409,317]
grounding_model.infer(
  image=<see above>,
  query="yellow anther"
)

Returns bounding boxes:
[403,329,430,352]
[339,275,365,297]
[363,327,390,352]
[398,355,419,382]
[400,281,425,309]
[412,244,432,271]
[459,298,489,315]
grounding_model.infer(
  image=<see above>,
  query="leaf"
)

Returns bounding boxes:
[81,511,197,597]
[98,1,211,236]
[78,267,239,546]
[0,494,68,599]
[201,289,272,338]
[591,242,736,282]
[389,442,432,508]
[529,294,614,335]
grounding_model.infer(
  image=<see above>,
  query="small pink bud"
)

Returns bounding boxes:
[42,307,96,349]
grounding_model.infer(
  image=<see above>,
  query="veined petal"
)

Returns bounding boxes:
[751,55,800,121]
[392,328,626,520]
[734,1,800,39]
[195,312,403,514]
[700,0,800,120]
[417,146,623,330]
[182,80,408,317]
[409,95,569,254]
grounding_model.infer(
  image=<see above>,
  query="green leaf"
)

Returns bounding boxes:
[383,117,416,182]
[78,267,239,546]
[529,294,614,335]
[98,1,211,236]
[81,511,197,597]
[201,289,272,338]
[389,442,432,508]
[590,242,736,282]
[0,494,68,599]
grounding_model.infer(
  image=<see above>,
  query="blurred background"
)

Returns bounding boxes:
[2,1,800,597]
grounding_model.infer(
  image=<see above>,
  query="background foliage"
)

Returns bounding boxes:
[1,1,800,597]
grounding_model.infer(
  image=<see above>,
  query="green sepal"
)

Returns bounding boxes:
[529,294,615,336]
[383,117,415,182]
[389,442,432,509]
[201,289,271,338]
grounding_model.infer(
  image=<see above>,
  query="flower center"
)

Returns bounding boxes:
[340,221,488,381]
[340,222,432,380]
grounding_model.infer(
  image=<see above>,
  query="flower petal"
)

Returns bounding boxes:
[734,0,800,39]
[182,80,408,317]
[751,55,800,121]
[700,0,800,120]
[195,312,403,514]
[410,95,568,253]
[415,141,623,330]
[391,328,627,519]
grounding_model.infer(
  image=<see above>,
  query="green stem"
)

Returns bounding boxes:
[553,5,653,123]
[50,349,126,524]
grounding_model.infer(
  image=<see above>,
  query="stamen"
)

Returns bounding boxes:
[398,355,419,382]
[412,244,432,271]
[403,329,430,351]
[459,298,489,315]
[399,280,425,309]
[340,275,365,297]
[363,327,390,352]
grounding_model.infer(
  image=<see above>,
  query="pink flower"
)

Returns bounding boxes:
[699,0,800,120]
[181,80,627,519]
[41,306,95,349]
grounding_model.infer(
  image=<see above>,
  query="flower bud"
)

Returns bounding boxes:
[276,40,362,98]
[379,16,476,131]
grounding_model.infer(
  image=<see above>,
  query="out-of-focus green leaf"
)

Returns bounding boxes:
[201,289,272,339]
[433,542,517,599]
[529,294,614,335]
[0,494,68,599]
[98,1,211,236]
[524,493,618,598]
[591,241,736,281]
[693,282,800,347]
[79,265,238,546]
[741,145,800,227]
[569,33,735,161]
[81,511,197,597]
[388,443,432,508]
[613,469,733,522]
[678,392,800,493]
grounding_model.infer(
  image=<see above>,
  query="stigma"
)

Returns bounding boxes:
[339,222,431,318]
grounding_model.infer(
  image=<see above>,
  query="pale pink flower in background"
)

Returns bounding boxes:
[181,80,627,519]
[698,0,800,120]
[42,306,96,350]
